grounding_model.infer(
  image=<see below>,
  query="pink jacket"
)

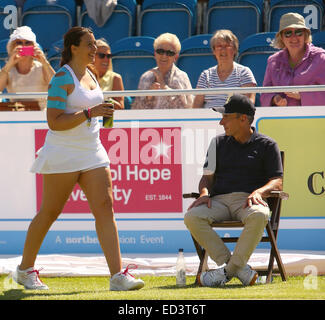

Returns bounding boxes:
[260,43,325,106]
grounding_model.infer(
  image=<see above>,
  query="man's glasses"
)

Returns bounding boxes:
[96,52,113,59]
[283,29,304,38]
[155,48,176,57]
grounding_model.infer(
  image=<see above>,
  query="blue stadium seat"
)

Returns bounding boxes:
[204,0,263,44]
[267,0,324,33]
[80,0,136,46]
[111,36,156,90]
[312,31,325,50]
[237,32,278,105]
[21,0,76,52]
[0,38,8,100]
[0,38,8,68]
[0,0,17,40]
[177,34,215,87]
[138,0,197,41]
[47,39,63,71]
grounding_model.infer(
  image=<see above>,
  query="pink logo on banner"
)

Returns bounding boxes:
[35,127,183,213]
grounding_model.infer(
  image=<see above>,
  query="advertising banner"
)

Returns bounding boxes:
[257,117,325,217]
[35,127,183,214]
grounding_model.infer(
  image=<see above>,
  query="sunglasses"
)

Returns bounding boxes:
[96,52,112,59]
[155,48,176,57]
[283,29,304,38]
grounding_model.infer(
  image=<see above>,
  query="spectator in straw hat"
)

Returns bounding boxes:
[261,12,325,106]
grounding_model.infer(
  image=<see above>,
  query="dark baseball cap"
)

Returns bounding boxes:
[212,94,256,116]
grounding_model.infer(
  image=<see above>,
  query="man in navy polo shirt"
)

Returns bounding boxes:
[184,94,283,287]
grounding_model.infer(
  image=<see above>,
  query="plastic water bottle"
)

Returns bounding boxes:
[176,248,186,287]
[256,276,267,284]
[256,276,273,284]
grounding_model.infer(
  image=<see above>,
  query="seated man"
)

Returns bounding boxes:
[184,94,283,287]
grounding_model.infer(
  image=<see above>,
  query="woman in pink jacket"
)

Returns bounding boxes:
[261,12,325,106]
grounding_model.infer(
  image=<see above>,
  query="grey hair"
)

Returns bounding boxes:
[153,33,181,53]
[210,29,239,60]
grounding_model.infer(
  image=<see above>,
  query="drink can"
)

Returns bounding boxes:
[103,99,114,128]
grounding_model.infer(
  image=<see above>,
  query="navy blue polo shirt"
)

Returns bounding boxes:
[203,128,283,196]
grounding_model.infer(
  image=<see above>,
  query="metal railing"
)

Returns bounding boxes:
[1,85,325,100]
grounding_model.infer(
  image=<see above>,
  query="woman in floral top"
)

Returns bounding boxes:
[132,33,193,109]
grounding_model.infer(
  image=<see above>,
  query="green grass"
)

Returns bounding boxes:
[1,275,325,300]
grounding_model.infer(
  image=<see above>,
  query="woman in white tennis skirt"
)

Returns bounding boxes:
[12,27,144,292]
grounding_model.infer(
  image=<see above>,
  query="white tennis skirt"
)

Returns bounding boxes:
[30,142,110,174]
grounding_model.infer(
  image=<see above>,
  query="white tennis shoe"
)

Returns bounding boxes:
[12,266,49,290]
[110,264,144,291]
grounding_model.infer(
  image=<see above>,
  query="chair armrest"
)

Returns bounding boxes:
[183,192,200,199]
[269,190,289,200]
[183,191,289,200]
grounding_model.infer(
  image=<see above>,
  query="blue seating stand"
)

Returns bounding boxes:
[79,0,136,46]
[267,0,324,33]
[111,36,156,91]
[205,0,264,44]
[237,32,278,106]
[47,39,64,71]
[0,0,18,40]
[312,31,325,50]
[138,0,197,41]
[177,34,215,88]
[0,38,8,68]
[21,0,76,52]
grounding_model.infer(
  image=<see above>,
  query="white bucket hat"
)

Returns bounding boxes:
[7,26,37,53]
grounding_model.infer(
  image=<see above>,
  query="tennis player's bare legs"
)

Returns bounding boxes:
[20,171,80,270]
[78,167,122,276]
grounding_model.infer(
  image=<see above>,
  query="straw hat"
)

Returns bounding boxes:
[271,12,311,49]
[278,13,309,34]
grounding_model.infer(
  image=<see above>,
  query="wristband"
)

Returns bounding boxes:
[83,109,89,119]
[83,109,91,127]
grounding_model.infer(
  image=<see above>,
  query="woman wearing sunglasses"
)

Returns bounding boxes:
[93,38,124,109]
[132,32,193,109]
[0,26,55,109]
[261,12,325,106]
